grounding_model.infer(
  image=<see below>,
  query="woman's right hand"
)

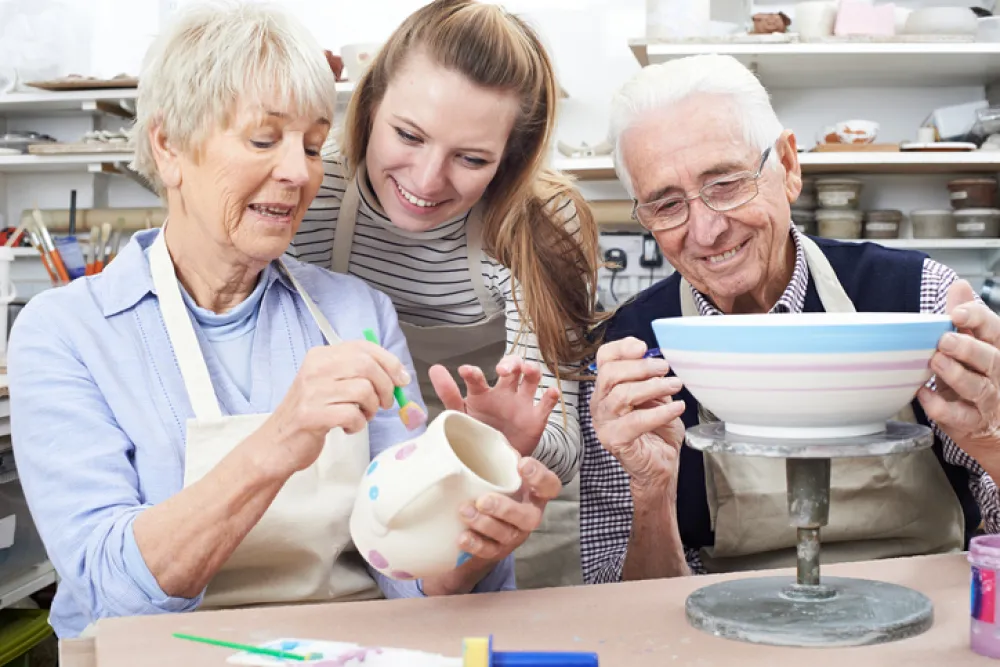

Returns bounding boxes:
[251,340,412,479]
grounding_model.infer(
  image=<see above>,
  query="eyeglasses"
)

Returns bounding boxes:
[631,146,773,232]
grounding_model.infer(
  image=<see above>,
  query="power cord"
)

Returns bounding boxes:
[604,247,627,304]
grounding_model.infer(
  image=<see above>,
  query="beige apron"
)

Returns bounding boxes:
[679,234,964,573]
[151,228,380,608]
[332,170,581,589]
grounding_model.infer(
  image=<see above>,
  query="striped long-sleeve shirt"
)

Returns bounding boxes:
[287,158,582,482]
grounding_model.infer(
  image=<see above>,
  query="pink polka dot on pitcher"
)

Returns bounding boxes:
[391,570,415,580]
[368,550,389,569]
[395,442,417,460]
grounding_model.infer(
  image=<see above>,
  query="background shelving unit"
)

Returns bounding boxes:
[569,39,1000,307]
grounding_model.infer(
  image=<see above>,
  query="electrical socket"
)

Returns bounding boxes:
[604,247,627,272]
[639,233,663,268]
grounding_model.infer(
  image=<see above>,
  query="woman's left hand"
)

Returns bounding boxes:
[419,457,562,596]
[429,355,560,457]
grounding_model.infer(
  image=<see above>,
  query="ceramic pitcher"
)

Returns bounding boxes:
[349,410,522,581]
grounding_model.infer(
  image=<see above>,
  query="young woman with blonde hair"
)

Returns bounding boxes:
[290,0,602,588]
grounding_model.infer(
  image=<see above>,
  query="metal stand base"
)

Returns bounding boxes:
[686,576,934,648]
[682,421,936,648]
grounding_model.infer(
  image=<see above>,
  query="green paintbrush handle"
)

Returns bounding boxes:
[172,633,314,661]
[363,328,410,409]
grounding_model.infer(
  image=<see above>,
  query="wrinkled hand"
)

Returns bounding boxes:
[455,457,562,563]
[590,337,686,492]
[919,279,1000,468]
[260,341,410,478]
[429,356,560,457]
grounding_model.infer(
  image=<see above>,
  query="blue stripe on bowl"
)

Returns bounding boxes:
[652,314,953,355]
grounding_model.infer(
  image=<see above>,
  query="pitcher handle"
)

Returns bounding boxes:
[370,453,464,535]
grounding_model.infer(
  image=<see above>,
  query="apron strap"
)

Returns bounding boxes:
[275,261,342,345]
[797,233,856,314]
[463,202,503,319]
[149,227,224,421]
[331,174,361,275]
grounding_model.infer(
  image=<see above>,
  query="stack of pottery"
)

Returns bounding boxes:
[947,178,1000,239]
[791,177,817,236]
[815,177,863,239]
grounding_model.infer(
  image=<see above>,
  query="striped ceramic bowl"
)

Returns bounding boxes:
[651,312,954,439]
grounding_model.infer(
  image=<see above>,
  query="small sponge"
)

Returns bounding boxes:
[398,400,427,431]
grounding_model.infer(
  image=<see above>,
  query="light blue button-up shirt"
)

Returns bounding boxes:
[8,228,514,638]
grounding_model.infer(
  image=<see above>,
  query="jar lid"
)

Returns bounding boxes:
[815,209,863,221]
[815,178,863,186]
[954,208,1000,216]
[910,209,953,216]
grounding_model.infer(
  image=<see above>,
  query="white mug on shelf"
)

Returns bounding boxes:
[341,43,382,81]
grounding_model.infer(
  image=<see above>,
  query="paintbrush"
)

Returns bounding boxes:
[362,328,427,430]
[172,633,322,661]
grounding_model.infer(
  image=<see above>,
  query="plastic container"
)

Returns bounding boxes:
[791,209,817,236]
[816,208,862,239]
[971,535,1000,658]
[793,178,818,210]
[863,210,903,239]
[816,178,863,209]
[948,178,997,210]
[954,209,1000,238]
[911,210,957,239]
[52,236,86,280]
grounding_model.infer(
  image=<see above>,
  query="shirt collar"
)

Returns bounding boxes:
[97,227,295,317]
[690,225,809,316]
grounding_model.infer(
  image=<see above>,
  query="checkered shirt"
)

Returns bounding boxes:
[580,228,1000,582]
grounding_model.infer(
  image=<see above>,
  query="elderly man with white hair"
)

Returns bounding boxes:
[579,54,1000,581]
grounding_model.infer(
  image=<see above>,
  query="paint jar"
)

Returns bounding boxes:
[970,534,1000,658]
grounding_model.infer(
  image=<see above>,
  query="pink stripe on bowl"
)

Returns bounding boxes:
[671,359,929,374]
[685,382,921,393]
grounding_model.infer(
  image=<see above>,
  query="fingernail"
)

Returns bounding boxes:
[460,505,477,519]
[397,370,411,386]
[665,377,684,391]
[456,551,473,567]
[953,307,970,324]
[520,459,538,476]
[478,497,496,513]
[940,333,957,352]
[460,534,475,550]
[498,363,511,374]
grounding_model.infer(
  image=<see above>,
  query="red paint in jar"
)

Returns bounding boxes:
[970,534,1000,658]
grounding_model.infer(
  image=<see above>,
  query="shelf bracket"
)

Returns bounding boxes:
[80,100,135,120]
[104,161,157,196]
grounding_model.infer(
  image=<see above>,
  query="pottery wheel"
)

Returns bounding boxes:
[685,420,933,458]
[686,576,934,648]
[683,420,935,647]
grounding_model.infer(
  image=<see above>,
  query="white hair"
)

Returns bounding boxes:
[608,54,784,199]
[130,0,336,194]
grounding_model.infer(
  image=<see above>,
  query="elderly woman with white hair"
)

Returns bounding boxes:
[6,1,561,639]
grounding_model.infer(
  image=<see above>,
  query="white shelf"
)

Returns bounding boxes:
[0,89,137,117]
[555,153,1000,180]
[0,82,355,117]
[837,238,1000,250]
[628,41,1000,88]
[0,153,135,173]
[799,151,1000,173]
[0,560,56,610]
